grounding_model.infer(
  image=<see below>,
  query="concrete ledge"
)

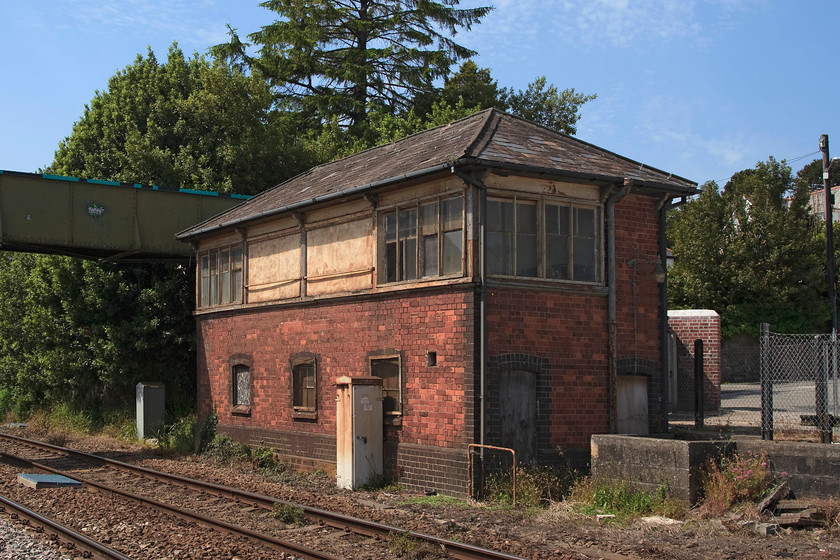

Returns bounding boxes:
[592,435,840,503]
[591,435,731,503]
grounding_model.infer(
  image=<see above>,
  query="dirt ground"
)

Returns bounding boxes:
[9,427,840,560]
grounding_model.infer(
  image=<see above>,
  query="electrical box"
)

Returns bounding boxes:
[336,376,383,490]
[136,382,165,439]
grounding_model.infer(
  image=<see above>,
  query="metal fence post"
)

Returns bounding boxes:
[694,339,704,429]
[818,336,832,443]
[760,323,773,440]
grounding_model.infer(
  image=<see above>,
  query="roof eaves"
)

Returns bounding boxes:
[176,160,462,240]
[464,158,698,195]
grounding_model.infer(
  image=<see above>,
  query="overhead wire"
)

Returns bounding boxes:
[713,149,822,186]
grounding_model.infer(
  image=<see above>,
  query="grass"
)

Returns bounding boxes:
[568,478,688,521]
[269,503,305,525]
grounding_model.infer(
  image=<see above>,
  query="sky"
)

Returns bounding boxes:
[1,0,838,188]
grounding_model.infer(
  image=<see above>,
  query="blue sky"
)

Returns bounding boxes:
[1,0,837,187]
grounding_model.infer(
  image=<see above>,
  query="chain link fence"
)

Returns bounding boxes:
[760,325,839,441]
[669,326,839,441]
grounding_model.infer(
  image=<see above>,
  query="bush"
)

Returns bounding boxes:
[701,450,775,516]
[202,433,250,464]
[156,414,196,455]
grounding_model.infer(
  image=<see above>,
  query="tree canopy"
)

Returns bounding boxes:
[48,44,312,195]
[668,157,827,336]
[213,0,491,128]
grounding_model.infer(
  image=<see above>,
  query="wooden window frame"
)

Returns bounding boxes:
[290,352,318,420]
[377,194,465,285]
[231,363,251,416]
[487,195,603,284]
[199,242,244,309]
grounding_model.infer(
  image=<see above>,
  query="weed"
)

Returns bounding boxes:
[388,531,419,556]
[358,472,394,491]
[270,503,305,525]
[701,450,775,517]
[568,478,687,521]
[399,495,468,508]
[483,464,579,508]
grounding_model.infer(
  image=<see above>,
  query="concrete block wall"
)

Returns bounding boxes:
[668,310,721,410]
[592,435,840,503]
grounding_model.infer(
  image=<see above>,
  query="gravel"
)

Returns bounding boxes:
[0,516,71,560]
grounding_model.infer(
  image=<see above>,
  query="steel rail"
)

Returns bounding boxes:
[0,493,132,560]
[0,450,343,560]
[0,433,529,560]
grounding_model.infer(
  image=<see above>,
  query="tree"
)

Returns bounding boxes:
[796,158,840,192]
[212,0,491,128]
[502,76,596,135]
[669,157,827,336]
[48,44,312,195]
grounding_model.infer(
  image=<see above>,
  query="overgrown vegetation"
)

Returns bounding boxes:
[700,450,777,517]
[482,464,580,508]
[568,478,688,521]
[156,414,197,455]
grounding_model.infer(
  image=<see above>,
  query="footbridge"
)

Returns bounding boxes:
[0,171,249,262]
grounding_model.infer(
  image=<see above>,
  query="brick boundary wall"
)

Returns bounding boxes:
[667,310,721,410]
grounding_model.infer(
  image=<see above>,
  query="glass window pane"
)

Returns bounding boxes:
[200,255,210,308]
[488,200,515,276]
[293,362,316,410]
[575,207,595,237]
[230,245,243,302]
[384,212,397,242]
[421,202,437,234]
[423,234,438,277]
[234,366,250,407]
[546,204,570,279]
[573,237,596,281]
[401,238,417,280]
[209,252,218,306]
[442,196,463,231]
[516,202,538,276]
[442,230,462,275]
[398,208,417,238]
[220,249,231,303]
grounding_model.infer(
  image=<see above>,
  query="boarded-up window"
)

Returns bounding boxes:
[371,356,401,415]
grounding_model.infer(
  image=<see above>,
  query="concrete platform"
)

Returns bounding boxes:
[17,474,82,489]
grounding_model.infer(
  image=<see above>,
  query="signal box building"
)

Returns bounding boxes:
[177,109,696,496]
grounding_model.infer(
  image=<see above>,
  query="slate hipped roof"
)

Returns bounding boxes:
[177,108,697,240]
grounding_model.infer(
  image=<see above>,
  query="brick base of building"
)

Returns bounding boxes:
[219,424,470,497]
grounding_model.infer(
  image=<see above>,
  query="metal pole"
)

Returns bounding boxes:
[820,134,837,337]
[694,339,704,430]
[760,323,773,440]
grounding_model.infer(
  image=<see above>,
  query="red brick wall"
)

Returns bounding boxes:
[197,285,477,493]
[667,310,721,409]
[485,287,610,453]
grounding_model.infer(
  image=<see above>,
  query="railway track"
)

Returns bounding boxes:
[0,432,531,560]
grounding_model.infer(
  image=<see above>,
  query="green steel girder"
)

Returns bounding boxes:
[0,171,249,262]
